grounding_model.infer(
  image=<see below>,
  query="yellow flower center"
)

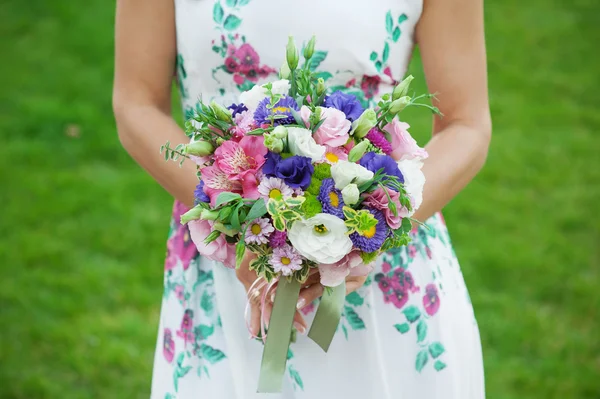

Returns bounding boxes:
[269,188,283,199]
[325,152,339,163]
[314,224,328,234]
[251,223,262,235]
[362,225,377,239]
[329,191,340,207]
[281,257,291,265]
[272,106,290,113]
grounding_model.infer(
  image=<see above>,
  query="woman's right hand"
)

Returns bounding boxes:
[235,252,308,338]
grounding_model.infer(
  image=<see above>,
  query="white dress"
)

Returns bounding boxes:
[151,0,485,398]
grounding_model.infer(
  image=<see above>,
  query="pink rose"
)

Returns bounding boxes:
[385,119,429,161]
[363,187,409,229]
[318,250,368,287]
[188,219,236,268]
[300,106,351,147]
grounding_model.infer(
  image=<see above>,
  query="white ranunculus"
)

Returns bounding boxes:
[239,79,291,113]
[341,184,360,205]
[288,213,353,264]
[286,127,326,162]
[397,158,426,213]
[330,160,374,190]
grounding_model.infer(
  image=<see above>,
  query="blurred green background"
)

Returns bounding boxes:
[1,0,599,398]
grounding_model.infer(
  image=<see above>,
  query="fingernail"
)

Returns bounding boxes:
[294,322,306,334]
[296,298,306,310]
[270,292,275,302]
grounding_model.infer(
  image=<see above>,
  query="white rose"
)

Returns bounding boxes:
[330,160,374,190]
[239,79,291,113]
[341,184,360,205]
[397,158,426,214]
[286,127,325,162]
[288,213,353,264]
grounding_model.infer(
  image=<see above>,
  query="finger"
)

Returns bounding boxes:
[263,302,273,329]
[345,277,367,295]
[297,283,324,311]
[250,303,261,338]
[293,310,307,335]
[301,273,321,288]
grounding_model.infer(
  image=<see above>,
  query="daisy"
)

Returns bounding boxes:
[257,177,293,201]
[245,218,275,245]
[323,146,348,165]
[317,178,345,218]
[271,245,303,276]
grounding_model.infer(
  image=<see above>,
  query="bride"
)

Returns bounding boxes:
[113,0,491,397]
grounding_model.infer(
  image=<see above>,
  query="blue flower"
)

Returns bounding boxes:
[194,181,210,205]
[227,102,248,118]
[324,91,365,122]
[254,96,299,126]
[263,153,313,189]
[350,208,389,252]
[317,178,345,218]
[359,152,404,184]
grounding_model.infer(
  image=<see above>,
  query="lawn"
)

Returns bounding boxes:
[1,0,599,398]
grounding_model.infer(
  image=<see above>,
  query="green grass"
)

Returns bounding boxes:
[1,0,599,398]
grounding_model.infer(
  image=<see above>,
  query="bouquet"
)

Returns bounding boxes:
[161,36,437,392]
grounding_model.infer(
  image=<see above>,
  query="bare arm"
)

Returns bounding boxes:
[412,0,492,221]
[113,0,197,208]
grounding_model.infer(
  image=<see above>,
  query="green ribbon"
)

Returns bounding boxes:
[257,278,301,393]
[308,280,346,352]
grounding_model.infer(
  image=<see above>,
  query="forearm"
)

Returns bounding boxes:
[115,104,197,208]
[412,122,490,222]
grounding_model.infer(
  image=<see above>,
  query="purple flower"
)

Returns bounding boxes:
[269,230,287,248]
[254,96,299,126]
[227,102,248,118]
[423,283,440,316]
[317,178,345,218]
[324,91,365,122]
[366,128,393,155]
[384,287,409,309]
[350,208,389,252]
[194,181,210,204]
[263,153,313,189]
[359,152,404,184]
[163,328,175,363]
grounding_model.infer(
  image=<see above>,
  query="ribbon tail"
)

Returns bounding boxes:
[257,278,300,393]
[308,280,346,352]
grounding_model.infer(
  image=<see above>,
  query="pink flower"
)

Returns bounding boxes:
[385,288,409,309]
[408,245,417,258]
[378,276,393,293]
[245,218,275,245]
[363,187,408,229]
[163,328,175,363]
[188,219,236,268]
[177,309,195,346]
[423,283,440,316]
[224,56,239,73]
[301,302,316,315]
[392,269,418,293]
[234,43,260,74]
[384,119,429,161]
[200,164,243,206]
[361,75,382,99]
[383,66,396,83]
[318,250,364,287]
[271,245,303,276]
[213,137,266,177]
[301,106,351,147]
[382,261,392,273]
[323,146,348,165]
[233,74,245,85]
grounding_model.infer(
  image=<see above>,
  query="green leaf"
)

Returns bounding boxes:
[394,323,410,334]
[314,71,333,81]
[402,305,421,323]
[288,366,304,390]
[225,0,238,6]
[428,342,446,358]
[369,51,378,61]
[284,197,305,207]
[237,79,254,92]
[344,306,366,330]
[200,344,226,364]
[238,0,251,5]
[375,60,382,73]
[341,324,349,340]
[230,205,241,231]
[287,349,294,360]
[235,239,245,268]
[218,206,233,222]
[308,51,328,71]
[398,13,408,24]
[215,192,241,207]
[434,360,447,371]
[401,217,413,234]
[213,2,224,24]
[386,11,393,35]
[176,352,185,366]
[392,27,401,42]
[200,291,214,315]
[245,198,267,222]
[273,217,286,231]
[194,324,214,340]
[415,349,429,372]
[345,291,364,306]
[416,320,427,343]
[382,42,390,64]
[223,14,242,31]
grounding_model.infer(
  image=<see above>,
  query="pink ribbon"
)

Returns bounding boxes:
[244,276,279,343]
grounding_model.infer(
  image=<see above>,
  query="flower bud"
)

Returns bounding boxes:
[199,209,220,221]
[350,109,377,138]
[389,96,411,114]
[341,184,360,205]
[279,59,291,79]
[303,35,316,60]
[264,134,284,153]
[347,140,370,162]
[210,100,233,123]
[184,140,215,156]
[286,36,299,71]
[271,125,288,139]
[213,222,238,237]
[316,78,326,96]
[180,205,204,224]
[392,75,414,101]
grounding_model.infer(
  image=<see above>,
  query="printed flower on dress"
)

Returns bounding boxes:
[177,309,195,346]
[163,328,175,363]
[423,283,441,316]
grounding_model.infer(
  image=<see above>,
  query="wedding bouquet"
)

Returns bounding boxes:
[161,36,436,392]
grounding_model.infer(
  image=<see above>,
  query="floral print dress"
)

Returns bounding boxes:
[152,0,485,398]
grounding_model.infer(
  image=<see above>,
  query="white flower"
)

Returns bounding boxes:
[397,158,426,214]
[287,127,326,162]
[239,79,291,113]
[288,213,352,264]
[330,160,374,190]
[341,184,360,205]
